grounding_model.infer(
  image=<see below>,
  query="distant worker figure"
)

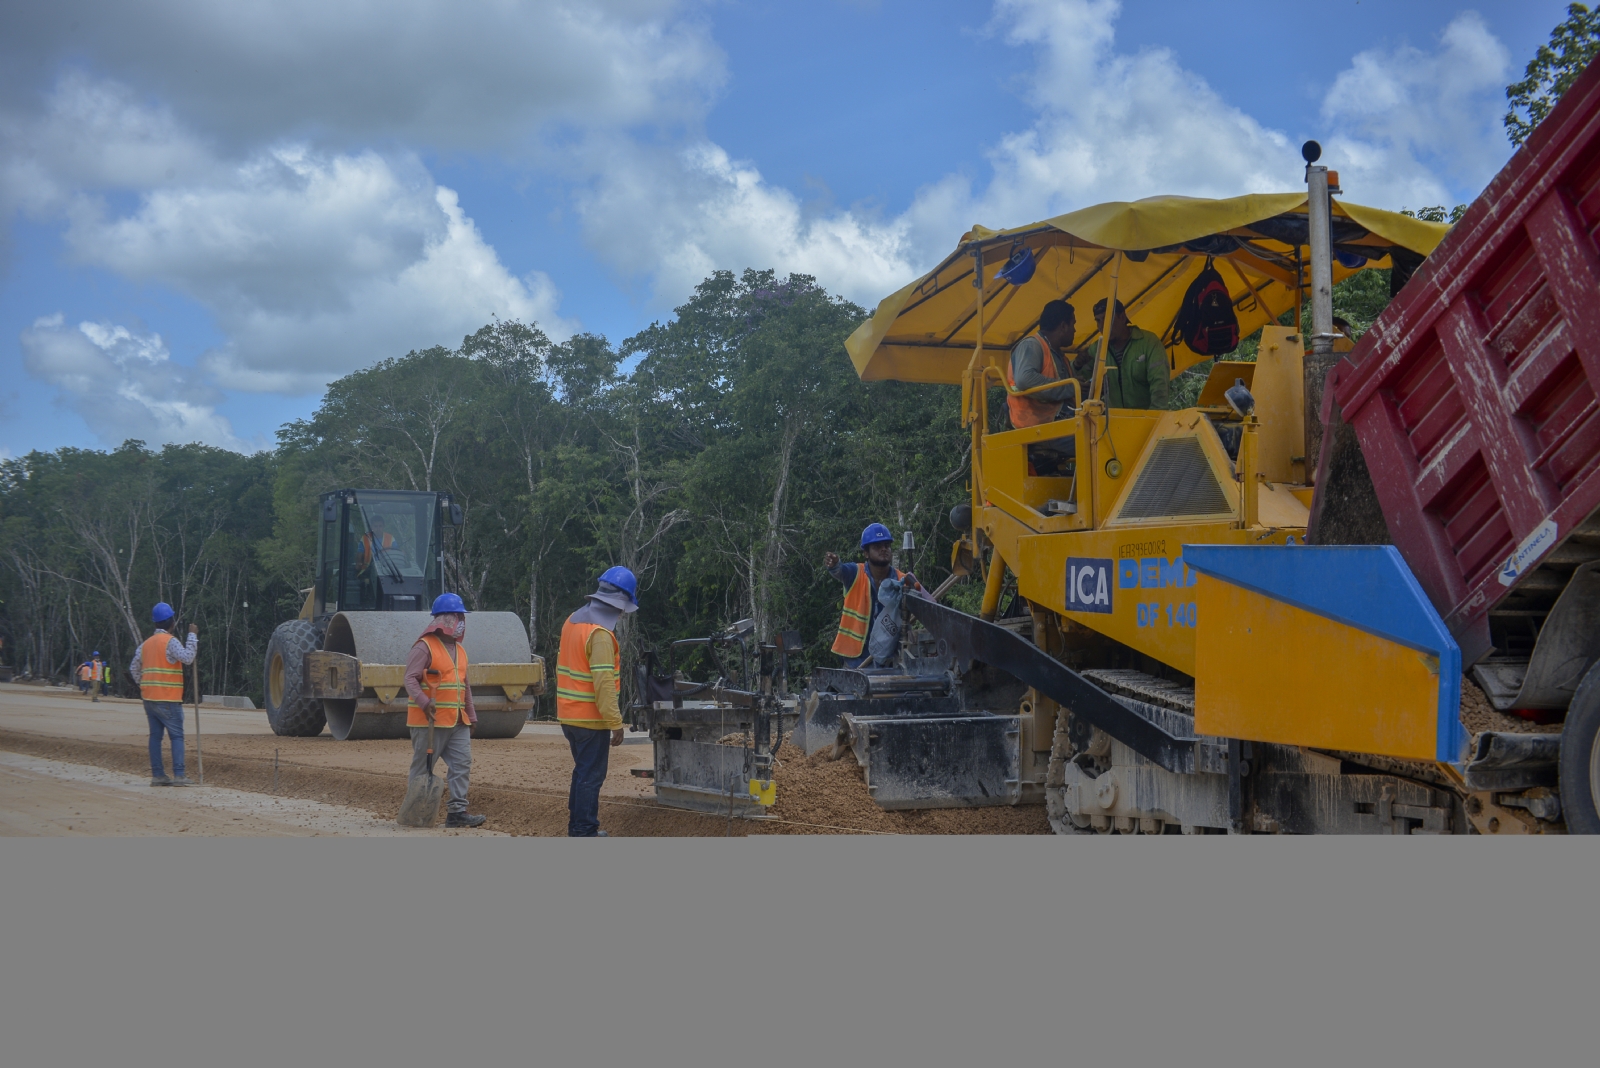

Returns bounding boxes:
[90,650,105,702]
[101,660,112,699]
[1075,298,1171,410]
[129,603,198,787]
[77,658,95,695]
[556,567,635,837]
[824,524,922,668]
[403,593,487,829]
[1007,299,1079,427]
[359,514,396,572]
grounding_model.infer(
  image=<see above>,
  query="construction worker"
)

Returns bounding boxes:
[100,660,112,699]
[359,513,396,572]
[129,603,198,787]
[77,658,95,695]
[1007,299,1079,427]
[1074,298,1171,410]
[403,592,486,829]
[556,566,636,837]
[90,650,105,702]
[824,524,922,667]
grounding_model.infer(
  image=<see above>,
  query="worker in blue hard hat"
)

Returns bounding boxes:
[128,602,198,786]
[401,592,487,829]
[555,565,637,837]
[823,524,922,667]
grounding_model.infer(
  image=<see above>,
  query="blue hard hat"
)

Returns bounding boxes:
[860,523,892,548]
[598,566,638,603]
[92,650,100,656]
[431,592,467,615]
[151,602,175,624]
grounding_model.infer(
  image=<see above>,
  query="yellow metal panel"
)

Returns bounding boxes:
[1256,482,1311,528]
[1250,326,1305,483]
[1193,576,1440,759]
[1012,523,1300,676]
[1195,362,1257,407]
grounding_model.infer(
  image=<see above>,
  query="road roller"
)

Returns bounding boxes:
[262,488,545,739]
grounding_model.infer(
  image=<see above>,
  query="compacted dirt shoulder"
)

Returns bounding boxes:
[0,684,1051,836]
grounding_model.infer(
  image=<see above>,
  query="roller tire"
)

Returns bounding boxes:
[470,710,531,739]
[1559,662,1600,835]
[264,619,326,737]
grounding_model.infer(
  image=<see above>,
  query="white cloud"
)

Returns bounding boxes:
[62,143,574,394]
[1320,12,1512,208]
[19,314,257,451]
[1,1,723,152]
[576,138,918,306]
[573,0,1516,308]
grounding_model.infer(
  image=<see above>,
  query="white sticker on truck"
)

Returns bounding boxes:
[1498,517,1558,586]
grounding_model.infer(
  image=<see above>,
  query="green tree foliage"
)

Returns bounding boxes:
[1,271,971,712]
[0,443,282,697]
[1401,205,1467,224]
[1506,3,1600,145]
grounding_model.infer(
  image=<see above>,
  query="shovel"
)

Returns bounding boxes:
[397,714,445,827]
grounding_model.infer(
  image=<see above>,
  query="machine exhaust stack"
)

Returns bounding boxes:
[1302,140,1340,480]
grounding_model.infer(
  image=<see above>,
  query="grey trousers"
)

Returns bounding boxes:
[409,724,471,814]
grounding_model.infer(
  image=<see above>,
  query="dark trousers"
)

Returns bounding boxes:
[144,701,185,779]
[562,724,611,837]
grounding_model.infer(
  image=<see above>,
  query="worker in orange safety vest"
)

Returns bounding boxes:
[555,566,637,837]
[129,603,198,786]
[824,523,922,667]
[403,592,486,829]
[359,513,396,571]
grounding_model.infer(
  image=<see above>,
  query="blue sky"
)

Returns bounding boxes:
[0,0,1567,457]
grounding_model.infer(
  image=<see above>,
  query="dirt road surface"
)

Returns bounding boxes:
[0,682,1049,836]
[0,751,500,836]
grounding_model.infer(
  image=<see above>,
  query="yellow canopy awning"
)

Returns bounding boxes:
[844,193,1449,384]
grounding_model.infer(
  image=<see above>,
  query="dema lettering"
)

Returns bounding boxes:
[1118,555,1199,589]
[1066,557,1113,614]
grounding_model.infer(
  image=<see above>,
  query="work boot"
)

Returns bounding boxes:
[150,775,172,787]
[445,812,486,828]
[595,830,609,837]
[168,777,197,787]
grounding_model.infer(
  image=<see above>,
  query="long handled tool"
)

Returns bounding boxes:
[190,646,204,784]
[396,712,445,827]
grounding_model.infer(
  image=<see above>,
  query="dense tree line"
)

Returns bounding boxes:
[0,271,974,708]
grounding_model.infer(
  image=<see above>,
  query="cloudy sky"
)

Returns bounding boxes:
[0,0,1564,456]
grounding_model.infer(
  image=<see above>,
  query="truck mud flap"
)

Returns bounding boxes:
[839,713,1020,810]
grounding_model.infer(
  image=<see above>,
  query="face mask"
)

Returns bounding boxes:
[453,620,466,640]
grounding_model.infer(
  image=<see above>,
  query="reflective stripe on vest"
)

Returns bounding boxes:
[556,620,619,724]
[406,635,468,728]
[139,634,185,702]
[1006,330,1065,428]
[830,565,908,659]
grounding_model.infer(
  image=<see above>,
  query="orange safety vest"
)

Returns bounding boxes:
[556,620,620,727]
[1006,330,1066,428]
[830,565,916,659]
[360,531,394,568]
[138,633,185,702]
[406,635,469,728]
[78,663,94,681]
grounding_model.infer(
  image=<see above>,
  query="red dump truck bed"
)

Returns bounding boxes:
[1328,58,1600,665]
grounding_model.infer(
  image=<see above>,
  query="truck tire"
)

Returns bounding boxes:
[1559,662,1600,835]
[264,620,326,737]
